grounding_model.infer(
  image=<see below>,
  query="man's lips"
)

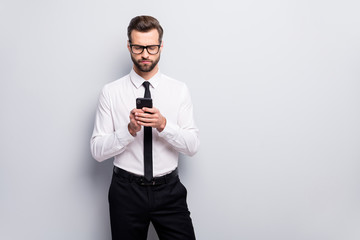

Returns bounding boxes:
[140,60,151,64]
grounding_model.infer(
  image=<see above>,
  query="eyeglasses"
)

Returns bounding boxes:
[129,43,161,55]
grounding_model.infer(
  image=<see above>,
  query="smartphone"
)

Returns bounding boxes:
[136,98,153,110]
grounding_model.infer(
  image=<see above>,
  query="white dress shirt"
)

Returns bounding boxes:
[90,69,199,177]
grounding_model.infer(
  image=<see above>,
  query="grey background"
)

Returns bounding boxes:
[1,0,360,239]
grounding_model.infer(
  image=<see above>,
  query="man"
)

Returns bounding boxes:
[90,15,199,240]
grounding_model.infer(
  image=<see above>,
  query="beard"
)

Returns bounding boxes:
[131,55,160,73]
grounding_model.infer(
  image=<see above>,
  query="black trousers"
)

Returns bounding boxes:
[108,168,196,240]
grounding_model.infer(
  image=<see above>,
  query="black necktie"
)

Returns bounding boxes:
[142,81,153,181]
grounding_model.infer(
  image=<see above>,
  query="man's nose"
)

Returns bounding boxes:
[141,48,149,58]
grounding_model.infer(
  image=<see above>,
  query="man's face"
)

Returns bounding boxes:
[128,29,163,73]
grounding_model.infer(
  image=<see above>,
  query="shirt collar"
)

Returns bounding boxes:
[130,68,161,89]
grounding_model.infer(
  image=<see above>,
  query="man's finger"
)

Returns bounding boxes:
[136,112,158,119]
[142,107,158,113]
[136,116,156,123]
[132,108,145,114]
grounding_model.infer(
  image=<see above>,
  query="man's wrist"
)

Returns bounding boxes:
[157,117,167,132]
[128,124,137,137]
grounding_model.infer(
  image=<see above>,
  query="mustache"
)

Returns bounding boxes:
[138,58,152,62]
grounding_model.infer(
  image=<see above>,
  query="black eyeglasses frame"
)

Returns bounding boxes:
[129,42,162,55]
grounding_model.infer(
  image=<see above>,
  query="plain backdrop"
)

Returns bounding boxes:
[1,0,360,239]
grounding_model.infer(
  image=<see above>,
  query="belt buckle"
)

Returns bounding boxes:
[140,178,156,186]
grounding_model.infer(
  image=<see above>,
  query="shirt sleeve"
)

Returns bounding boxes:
[158,84,200,156]
[90,85,135,162]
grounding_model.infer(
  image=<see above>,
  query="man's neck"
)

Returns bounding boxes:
[133,66,159,80]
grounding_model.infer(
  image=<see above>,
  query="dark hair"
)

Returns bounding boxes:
[127,15,163,43]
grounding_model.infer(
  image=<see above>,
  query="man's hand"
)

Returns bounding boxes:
[135,107,167,132]
[128,108,143,136]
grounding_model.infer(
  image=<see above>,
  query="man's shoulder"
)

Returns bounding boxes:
[106,74,131,88]
[160,73,187,89]
[102,74,131,93]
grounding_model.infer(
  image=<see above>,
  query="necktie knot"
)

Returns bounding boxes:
[143,81,151,98]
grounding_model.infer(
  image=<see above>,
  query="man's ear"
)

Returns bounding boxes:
[127,41,131,52]
[160,40,164,51]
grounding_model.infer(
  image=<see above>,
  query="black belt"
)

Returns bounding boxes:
[113,166,178,186]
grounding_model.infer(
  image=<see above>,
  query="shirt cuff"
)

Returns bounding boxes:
[158,121,179,140]
[115,125,135,147]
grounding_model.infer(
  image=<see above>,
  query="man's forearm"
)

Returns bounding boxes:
[158,121,200,156]
[91,126,134,162]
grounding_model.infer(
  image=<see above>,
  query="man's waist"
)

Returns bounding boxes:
[113,166,178,186]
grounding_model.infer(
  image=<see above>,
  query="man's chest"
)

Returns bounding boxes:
[110,87,181,128]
